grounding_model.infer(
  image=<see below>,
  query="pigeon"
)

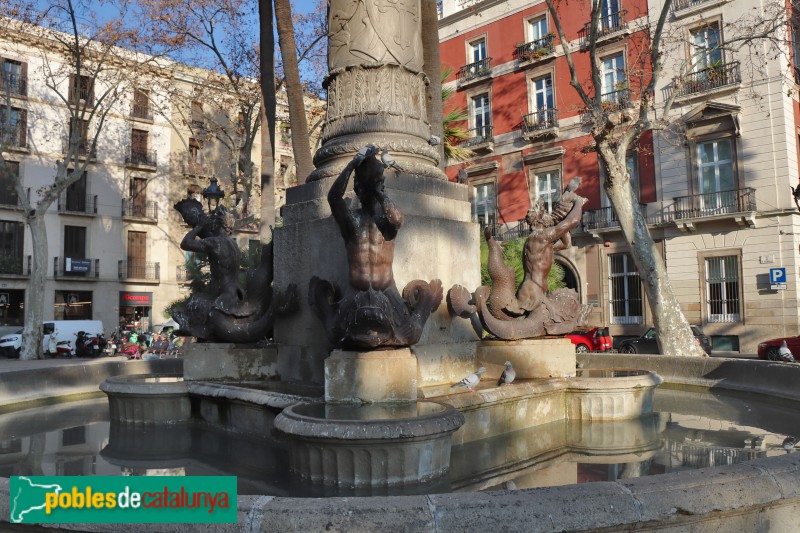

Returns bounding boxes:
[783,436,797,453]
[497,361,515,386]
[428,134,441,146]
[451,367,485,392]
[778,340,795,363]
[381,149,405,173]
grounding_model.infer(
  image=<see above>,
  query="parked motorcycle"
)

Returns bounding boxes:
[51,339,73,358]
[74,331,94,358]
[90,333,108,357]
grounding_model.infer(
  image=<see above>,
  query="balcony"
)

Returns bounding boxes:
[522,109,558,139]
[583,204,648,234]
[0,187,29,209]
[515,34,555,66]
[68,87,94,107]
[130,102,153,121]
[0,123,27,150]
[62,138,96,160]
[580,10,628,48]
[672,187,756,232]
[456,125,494,152]
[672,62,741,99]
[176,264,190,282]
[673,0,729,16]
[1,75,27,97]
[580,89,633,124]
[485,220,527,242]
[0,255,31,277]
[54,257,99,279]
[183,160,208,176]
[121,198,158,222]
[118,261,160,282]
[457,58,492,88]
[125,148,157,170]
[58,193,97,216]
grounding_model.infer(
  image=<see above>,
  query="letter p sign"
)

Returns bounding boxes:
[770,267,786,284]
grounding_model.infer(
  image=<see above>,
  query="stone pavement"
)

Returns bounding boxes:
[0,354,132,372]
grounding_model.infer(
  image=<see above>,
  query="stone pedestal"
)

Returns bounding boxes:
[325,349,418,403]
[183,343,278,381]
[100,374,190,425]
[478,338,576,379]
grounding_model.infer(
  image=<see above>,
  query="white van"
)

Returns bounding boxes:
[0,320,104,358]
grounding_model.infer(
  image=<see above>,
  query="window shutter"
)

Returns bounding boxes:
[19,109,26,148]
[20,61,27,96]
[68,74,75,104]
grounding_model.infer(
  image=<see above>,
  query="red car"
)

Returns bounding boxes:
[566,327,613,354]
[758,335,800,360]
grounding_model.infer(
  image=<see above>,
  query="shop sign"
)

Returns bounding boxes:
[119,292,153,306]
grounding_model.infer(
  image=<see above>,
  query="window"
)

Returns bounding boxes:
[65,172,87,212]
[470,39,487,63]
[601,53,626,101]
[130,129,150,165]
[126,231,147,278]
[0,106,26,148]
[471,93,491,138]
[63,225,87,260]
[472,182,496,229]
[188,138,203,173]
[528,75,555,129]
[608,253,642,324]
[0,221,23,274]
[705,255,740,322]
[0,161,19,206]
[1,59,25,96]
[691,24,722,72]
[191,101,204,129]
[132,88,150,119]
[529,16,548,42]
[601,153,639,207]
[534,168,561,213]
[129,177,147,217]
[54,290,92,320]
[697,138,735,212]
[67,117,90,156]
[69,74,93,106]
[600,0,622,31]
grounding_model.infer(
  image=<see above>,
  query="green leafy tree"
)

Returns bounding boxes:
[441,66,472,162]
[480,236,566,291]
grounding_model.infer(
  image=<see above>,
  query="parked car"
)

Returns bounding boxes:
[565,327,613,353]
[757,335,800,360]
[617,326,712,355]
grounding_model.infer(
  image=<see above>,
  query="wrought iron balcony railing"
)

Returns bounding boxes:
[58,193,97,215]
[69,87,94,107]
[0,187,29,208]
[580,10,627,47]
[176,264,190,282]
[183,160,207,175]
[125,148,157,167]
[118,261,160,281]
[673,187,755,220]
[673,0,714,11]
[0,255,31,276]
[1,75,27,96]
[54,257,99,278]
[457,58,492,86]
[515,34,555,62]
[457,125,494,148]
[522,109,559,133]
[673,62,741,98]
[583,204,648,231]
[121,198,158,220]
[131,102,153,120]
[600,88,632,109]
[0,123,26,149]
[484,220,528,242]
[62,138,96,159]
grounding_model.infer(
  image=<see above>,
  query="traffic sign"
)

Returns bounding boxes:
[770,267,786,284]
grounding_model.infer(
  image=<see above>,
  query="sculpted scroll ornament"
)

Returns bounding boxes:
[449,178,591,340]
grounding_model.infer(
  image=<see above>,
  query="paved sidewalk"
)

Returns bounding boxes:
[0,354,136,372]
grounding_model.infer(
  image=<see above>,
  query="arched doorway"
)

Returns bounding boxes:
[555,258,579,293]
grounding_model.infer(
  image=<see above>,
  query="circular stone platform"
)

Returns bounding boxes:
[274,401,465,489]
[567,369,663,421]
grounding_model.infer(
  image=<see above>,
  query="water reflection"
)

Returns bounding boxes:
[0,388,795,497]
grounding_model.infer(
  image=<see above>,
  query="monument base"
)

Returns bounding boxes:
[325,349,418,403]
[183,343,278,381]
[478,338,576,379]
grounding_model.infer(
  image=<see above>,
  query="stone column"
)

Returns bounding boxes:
[308,0,445,182]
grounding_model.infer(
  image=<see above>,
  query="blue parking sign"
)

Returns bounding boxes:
[770,267,786,283]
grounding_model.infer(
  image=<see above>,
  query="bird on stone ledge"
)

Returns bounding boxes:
[381,149,405,174]
[451,367,485,392]
[497,361,515,386]
[783,436,797,454]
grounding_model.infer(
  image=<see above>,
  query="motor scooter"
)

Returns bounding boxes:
[74,331,94,358]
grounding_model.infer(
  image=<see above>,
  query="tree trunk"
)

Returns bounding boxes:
[259,0,277,240]
[274,0,314,183]
[421,0,444,169]
[599,146,706,357]
[21,216,47,360]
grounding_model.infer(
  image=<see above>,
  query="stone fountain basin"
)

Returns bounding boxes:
[100,373,190,425]
[274,401,465,488]
[566,368,664,421]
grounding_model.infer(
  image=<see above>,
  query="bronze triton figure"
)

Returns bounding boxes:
[309,144,443,350]
[173,199,296,342]
[449,177,590,340]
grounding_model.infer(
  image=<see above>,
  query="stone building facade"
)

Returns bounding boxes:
[439,0,800,352]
